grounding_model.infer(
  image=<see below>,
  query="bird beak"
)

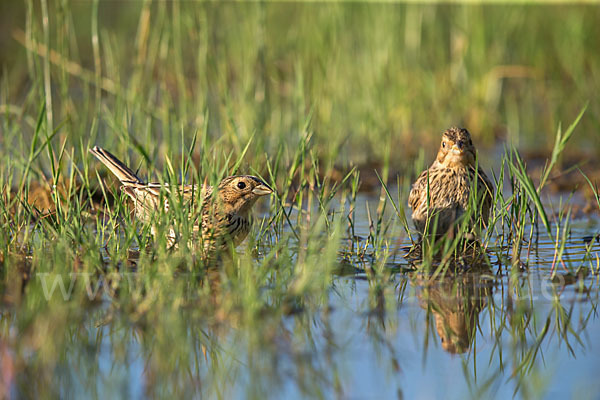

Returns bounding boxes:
[451,144,464,156]
[252,183,273,196]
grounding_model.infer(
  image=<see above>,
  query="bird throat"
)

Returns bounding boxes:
[434,154,469,169]
[444,156,469,168]
[437,149,475,169]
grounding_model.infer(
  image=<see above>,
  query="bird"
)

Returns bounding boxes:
[89,146,273,251]
[408,127,493,239]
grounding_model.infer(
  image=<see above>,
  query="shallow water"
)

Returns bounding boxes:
[261,194,600,399]
[1,191,599,399]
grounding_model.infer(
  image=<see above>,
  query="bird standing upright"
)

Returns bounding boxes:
[408,127,493,239]
[89,146,273,251]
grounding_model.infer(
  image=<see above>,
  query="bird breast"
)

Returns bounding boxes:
[225,213,252,246]
[424,166,472,210]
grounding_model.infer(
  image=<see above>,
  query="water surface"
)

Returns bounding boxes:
[1,193,599,399]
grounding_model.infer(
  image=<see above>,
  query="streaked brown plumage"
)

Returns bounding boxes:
[89,146,272,250]
[408,127,494,237]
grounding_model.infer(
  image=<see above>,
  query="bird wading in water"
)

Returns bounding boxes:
[89,146,273,251]
[408,127,494,239]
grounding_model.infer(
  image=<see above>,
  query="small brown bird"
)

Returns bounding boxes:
[89,146,273,250]
[408,127,493,238]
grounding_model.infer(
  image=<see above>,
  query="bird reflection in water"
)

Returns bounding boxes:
[414,271,494,354]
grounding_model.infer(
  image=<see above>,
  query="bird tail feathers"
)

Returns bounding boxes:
[89,146,143,185]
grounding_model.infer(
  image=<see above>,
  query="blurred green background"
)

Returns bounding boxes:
[1,1,599,178]
[2,3,600,398]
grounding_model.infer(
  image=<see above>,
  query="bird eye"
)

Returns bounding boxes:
[237,181,246,190]
[442,142,446,148]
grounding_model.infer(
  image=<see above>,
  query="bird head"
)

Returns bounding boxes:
[216,175,273,214]
[435,127,477,168]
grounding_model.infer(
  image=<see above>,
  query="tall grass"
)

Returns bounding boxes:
[2,3,600,175]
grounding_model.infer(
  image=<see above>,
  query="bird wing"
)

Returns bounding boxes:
[126,183,214,221]
[408,169,431,212]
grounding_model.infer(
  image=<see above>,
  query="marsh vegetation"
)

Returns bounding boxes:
[1,2,599,399]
